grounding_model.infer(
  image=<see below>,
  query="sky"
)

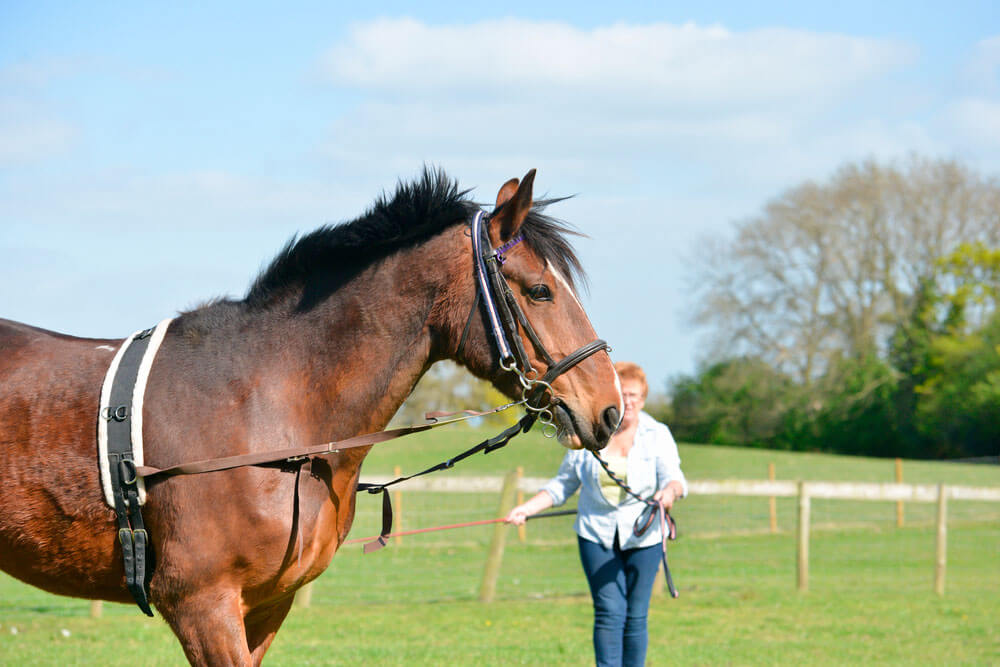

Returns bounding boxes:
[2,2,999,394]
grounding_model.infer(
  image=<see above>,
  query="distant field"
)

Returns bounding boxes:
[362,419,1000,485]
[1,431,997,665]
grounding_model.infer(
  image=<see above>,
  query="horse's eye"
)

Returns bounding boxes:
[528,284,553,302]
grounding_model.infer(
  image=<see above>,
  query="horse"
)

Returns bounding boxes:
[0,168,623,665]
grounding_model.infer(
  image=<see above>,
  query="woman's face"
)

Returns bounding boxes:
[620,379,646,429]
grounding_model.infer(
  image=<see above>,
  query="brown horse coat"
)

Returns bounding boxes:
[0,169,622,665]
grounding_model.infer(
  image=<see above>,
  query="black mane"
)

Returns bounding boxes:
[244,167,586,311]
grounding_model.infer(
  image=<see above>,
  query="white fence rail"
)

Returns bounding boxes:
[355,474,1000,597]
[361,475,1000,502]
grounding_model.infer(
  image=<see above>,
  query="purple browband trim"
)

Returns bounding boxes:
[496,234,524,264]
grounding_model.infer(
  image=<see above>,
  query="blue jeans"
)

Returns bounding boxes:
[578,535,662,667]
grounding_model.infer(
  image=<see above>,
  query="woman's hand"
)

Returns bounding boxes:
[653,482,682,511]
[503,491,554,525]
[504,505,531,526]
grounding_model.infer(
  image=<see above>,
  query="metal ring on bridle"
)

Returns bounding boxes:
[522,379,554,410]
[516,372,535,391]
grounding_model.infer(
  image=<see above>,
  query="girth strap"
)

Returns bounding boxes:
[103,327,158,617]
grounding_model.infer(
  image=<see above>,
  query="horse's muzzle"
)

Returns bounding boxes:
[553,400,616,451]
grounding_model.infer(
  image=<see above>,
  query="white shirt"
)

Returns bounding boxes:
[541,411,688,550]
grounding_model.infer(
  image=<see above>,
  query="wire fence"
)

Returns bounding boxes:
[346,478,1000,546]
[307,472,1000,608]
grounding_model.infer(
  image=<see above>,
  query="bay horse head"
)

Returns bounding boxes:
[446,169,623,450]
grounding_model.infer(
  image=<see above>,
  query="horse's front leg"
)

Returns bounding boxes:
[159,587,252,666]
[245,595,296,667]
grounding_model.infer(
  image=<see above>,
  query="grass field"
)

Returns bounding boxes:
[1,427,998,665]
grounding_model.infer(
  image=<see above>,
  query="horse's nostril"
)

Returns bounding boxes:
[602,406,621,434]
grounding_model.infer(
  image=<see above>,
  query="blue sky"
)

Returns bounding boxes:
[2,2,999,392]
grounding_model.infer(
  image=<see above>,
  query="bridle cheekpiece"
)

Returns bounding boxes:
[464,209,610,437]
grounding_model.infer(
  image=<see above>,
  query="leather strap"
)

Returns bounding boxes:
[136,421,440,478]
[594,449,680,599]
[354,413,537,552]
[103,327,156,617]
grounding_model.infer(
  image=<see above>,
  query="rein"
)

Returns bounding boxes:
[592,450,680,598]
[344,509,578,546]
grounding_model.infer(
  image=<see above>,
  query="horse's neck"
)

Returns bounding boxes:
[256,245,452,440]
[162,232,464,453]
[292,288,430,431]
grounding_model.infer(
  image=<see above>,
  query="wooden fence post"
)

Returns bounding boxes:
[768,462,777,533]
[797,481,810,592]
[479,469,519,602]
[90,600,103,619]
[516,466,526,544]
[896,458,904,527]
[393,465,404,546]
[934,484,947,596]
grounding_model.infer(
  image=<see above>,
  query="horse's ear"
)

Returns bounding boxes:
[495,178,519,209]
[491,169,535,241]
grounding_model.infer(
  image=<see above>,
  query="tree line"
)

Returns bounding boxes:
[652,156,1000,460]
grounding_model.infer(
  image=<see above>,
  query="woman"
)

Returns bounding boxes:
[505,361,687,667]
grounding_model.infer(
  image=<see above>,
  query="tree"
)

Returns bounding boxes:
[664,357,796,447]
[798,352,901,457]
[692,157,1000,385]
[390,360,521,428]
[895,242,1000,457]
[681,157,1000,459]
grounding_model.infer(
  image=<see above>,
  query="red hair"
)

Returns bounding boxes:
[614,361,648,399]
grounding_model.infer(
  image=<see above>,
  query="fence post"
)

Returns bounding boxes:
[516,466,526,544]
[768,462,777,533]
[797,481,810,592]
[393,465,404,546]
[479,469,520,602]
[90,600,103,619]
[295,581,314,608]
[934,484,947,596]
[896,458,904,527]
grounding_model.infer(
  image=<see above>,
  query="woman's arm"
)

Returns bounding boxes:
[504,490,554,525]
[651,419,688,500]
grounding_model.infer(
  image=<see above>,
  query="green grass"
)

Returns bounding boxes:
[1,434,998,665]
[362,419,1000,487]
[358,424,1000,539]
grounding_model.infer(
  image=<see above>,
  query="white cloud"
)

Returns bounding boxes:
[0,98,78,164]
[322,18,915,109]
[316,18,920,196]
[962,34,1000,92]
[945,97,1000,148]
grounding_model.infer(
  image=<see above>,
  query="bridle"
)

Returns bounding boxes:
[457,209,611,436]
